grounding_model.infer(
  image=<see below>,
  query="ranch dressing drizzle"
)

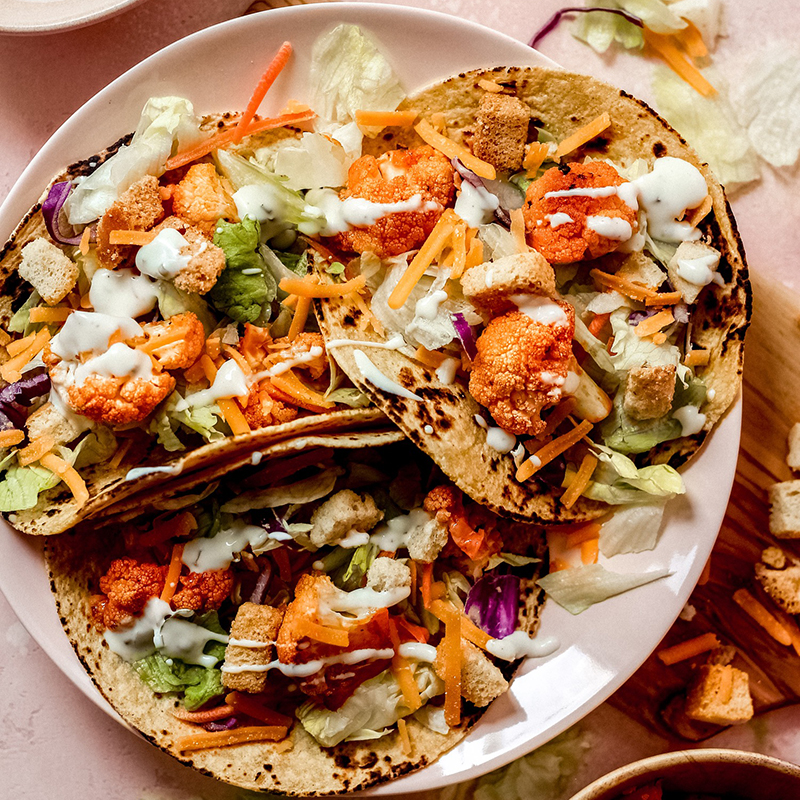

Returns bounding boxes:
[154,616,229,668]
[673,405,706,436]
[676,253,720,287]
[319,586,410,617]
[50,311,143,361]
[546,212,574,227]
[228,638,274,648]
[370,508,431,552]
[124,463,184,482]
[585,215,633,241]
[176,359,249,411]
[89,268,158,318]
[326,334,406,351]
[135,228,191,280]
[486,631,560,661]
[250,346,324,381]
[353,349,421,401]
[454,180,499,228]
[74,342,153,386]
[511,294,568,326]
[233,183,286,224]
[182,519,270,573]
[222,647,395,677]
[104,597,172,662]
[415,290,449,321]
[398,642,438,662]
[474,414,516,454]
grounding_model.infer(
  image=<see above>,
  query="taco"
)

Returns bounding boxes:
[46,435,549,795]
[312,65,750,523]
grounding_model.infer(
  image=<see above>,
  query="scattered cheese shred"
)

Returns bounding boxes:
[554,113,611,159]
[684,349,711,367]
[108,438,133,471]
[414,119,496,179]
[644,291,683,307]
[510,207,528,254]
[580,537,599,565]
[397,718,413,756]
[295,617,349,647]
[287,295,312,342]
[590,269,659,302]
[108,230,157,246]
[478,79,504,93]
[269,370,335,412]
[0,429,24,448]
[389,619,422,712]
[17,435,55,467]
[657,632,721,665]
[413,346,449,369]
[39,453,89,507]
[355,109,418,128]
[430,598,491,651]
[634,309,675,338]
[1,327,51,383]
[523,141,550,177]
[217,398,251,436]
[79,226,92,255]
[278,274,365,298]
[176,726,288,752]
[516,420,593,482]
[440,602,462,727]
[560,453,598,509]
[28,306,72,324]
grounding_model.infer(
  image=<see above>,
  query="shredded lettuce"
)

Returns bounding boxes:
[537,562,671,614]
[333,543,378,591]
[599,502,666,556]
[149,391,226,452]
[66,97,201,225]
[72,427,118,469]
[0,464,60,512]
[8,291,42,336]
[221,468,341,513]
[155,282,218,335]
[274,132,356,190]
[572,3,645,53]
[325,388,371,408]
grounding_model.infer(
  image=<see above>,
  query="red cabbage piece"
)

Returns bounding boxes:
[465,573,520,639]
[452,312,478,361]
[249,563,273,605]
[627,308,661,326]
[205,716,239,732]
[529,7,644,49]
[0,368,51,431]
[42,181,83,246]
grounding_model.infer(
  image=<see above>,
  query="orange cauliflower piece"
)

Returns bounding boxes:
[469,305,575,436]
[331,145,455,258]
[92,557,167,630]
[244,384,299,429]
[140,312,206,370]
[271,332,328,380]
[170,163,238,238]
[523,162,637,264]
[423,484,462,528]
[171,568,234,612]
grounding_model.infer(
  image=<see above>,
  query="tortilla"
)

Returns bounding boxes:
[316,66,750,524]
[46,435,547,795]
[0,118,386,536]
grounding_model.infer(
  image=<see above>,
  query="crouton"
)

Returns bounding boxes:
[406,515,449,562]
[705,645,737,666]
[18,238,79,306]
[96,175,165,268]
[667,240,721,305]
[769,481,800,538]
[755,561,800,614]
[25,401,83,448]
[309,490,384,548]
[461,251,557,315]
[623,363,676,421]
[788,423,800,471]
[366,557,411,593]
[472,93,530,172]
[762,546,787,569]
[222,602,283,694]
[617,251,667,289]
[684,664,753,726]
[435,639,508,707]
[661,692,722,741]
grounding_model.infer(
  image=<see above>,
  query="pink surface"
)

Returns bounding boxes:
[1,1,798,798]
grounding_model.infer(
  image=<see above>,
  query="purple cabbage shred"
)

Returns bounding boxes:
[0,368,51,431]
[205,716,239,732]
[249,563,273,605]
[42,181,84,246]
[451,312,478,361]
[465,572,520,639]
[529,7,644,50]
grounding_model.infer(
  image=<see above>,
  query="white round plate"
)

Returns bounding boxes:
[0,3,742,795]
[0,0,145,34]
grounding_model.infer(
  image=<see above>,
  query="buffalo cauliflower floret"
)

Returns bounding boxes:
[331,145,455,258]
[171,568,234,612]
[309,489,384,548]
[423,484,462,528]
[271,332,328,380]
[523,162,638,263]
[243,384,299,429]
[169,163,238,238]
[151,215,227,294]
[96,176,165,268]
[92,557,166,630]
[468,305,575,436]
[140,312,206,370]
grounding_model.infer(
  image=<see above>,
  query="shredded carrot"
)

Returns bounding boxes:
[173,704,235,723]
[464,237,484,271]
[39,453,89,507]
[278,274,366,298]
[554,113,611,158]
[138,327,188,355]
[397,717,413,755]
[6,332,35,357]
[477,79,504,92]
[541,398,577,439]
[17,435,55,467]
[387,209,458,310]
[634,309,674,338]
[108,230,157,246]
[1,327,51,383]
[29,306,72,323]
[355,109,418,128]
[165,110,316,171]
[295,617,349,647]
[579,537,599,565]
[651,332,667,345]
[420,562,433,609]
[429,599,491,651]
[684,349,711,367]
[589,269,658,302]
[217,398,251,436]
[758,596,800,658]
[563,521,603,549]
[108,438,133,471]
[232,42,294,144]
[176,725,288,752]
[414,119,496,180]
[657,632,720,666]
[0,429,24,448]
[389,618,422,711]
[287,295,311,342]
[561,454,599,509]
[225,692,294,728]
[451,221,467,278]
[524,141,550,177]
[221,346,252,375]
[687,194,713,227]
[350,290,384,334]
[414,346,448,369]
[269,370,334,412]
[645,291,683,307]
[272,547,292,583]
[733,588,792,646]
[160,543,185,604]
[675,19,709,60]
[184,359,207,385]
[588,312,611,338]
[200,354,219,382]
[516,420,593,482]
[643,28,716,97]
[79,226,92,255]
[409,560,418,605]
[282,293,299,310]
[440,602,462,727]
[510,207,528,253]
[138,512,197,548]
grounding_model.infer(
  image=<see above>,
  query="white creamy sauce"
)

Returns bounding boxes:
[135,228,191,280]
[320,586,410,616]
[545,212,574,228]
[182,519,270,573]
[454,180,499,228]
[707,388,716,401]
[90,268,158,318]
[540,371,565,386]
[398,642,438,662]
[545,184,637,210]
[435,357,460,386]
[326,334,405,351]
[251,346,324,380]
[124,463,184,482]
[177,359,249,411]
[415,290,449,321]
[251,451,263,465]
[673,405,707,436]
[222,647,395,677]
[486,631,560,661]
[338,530,371,548]
[423,424,434,434]
[353,349,421,401]
[154,616,229,668]
[474,414,516,454]
[676,253,720,287]
[228,637,273,648]
[632,157,708,243]
[48,385,93,433]
[233,183,287,225]
[74,342,153,386]
[371,508,431,552]
[563,371,581,395]
[104,597,172,662]
[511,294,567,326]
[50,311,143,361]
[586,215,633,241]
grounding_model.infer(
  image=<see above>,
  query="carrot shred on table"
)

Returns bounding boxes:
[561,452,599,509]
[355,109,418,128]
[516,420,593,482]
[643,28,716,97]
[657,632,720,665]
[510,207,528,253]
[0,429,24,448]
[755,591,800,658]
[173,704,235,724]
[420,562,433,609]
[554,112,611,158]
[733,588,792,646]
[295,617,349,647]
[414,119,496,179]
[675,19,709,60]
[108,230,157,246]
[287,295,311,342]
[225,692,294,728]
[28,306,72,323]
[17,435,55,467]
[580,537,599,565]
[279,274,365,298]
[523,141,550,177]
[232,42,294,144]
[160,543,185,604]
[176,725,288,752]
